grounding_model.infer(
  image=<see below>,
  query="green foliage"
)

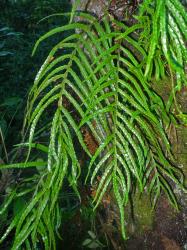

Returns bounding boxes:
[137,0,187,113]
[0,0,186,249]
[0,27,21,57]
[0,0,71,157]
[0,26,23,158]
[82,231,105,249]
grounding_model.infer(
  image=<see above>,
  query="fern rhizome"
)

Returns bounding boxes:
[0,0,186,249]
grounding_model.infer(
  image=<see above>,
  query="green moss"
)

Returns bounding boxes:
[125,192,155,236]
[133,192,154,233]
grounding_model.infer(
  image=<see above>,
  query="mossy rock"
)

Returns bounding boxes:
[126,192,154,236]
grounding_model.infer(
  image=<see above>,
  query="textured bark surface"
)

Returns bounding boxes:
[70,0,109,18]
[70,0,141,20]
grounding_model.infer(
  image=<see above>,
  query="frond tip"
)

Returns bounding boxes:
[1,1,186,248]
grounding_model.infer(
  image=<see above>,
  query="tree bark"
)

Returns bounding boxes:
[70,0,109,18]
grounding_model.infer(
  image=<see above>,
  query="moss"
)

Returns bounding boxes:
[126,192,154,236]
[151,77,172,101]
[133,192,154,233]
[177,154,187,186]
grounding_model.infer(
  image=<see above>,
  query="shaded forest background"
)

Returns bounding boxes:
[0,0,71,156]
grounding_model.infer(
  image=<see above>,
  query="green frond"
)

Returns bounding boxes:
[138,0,187,91]
[1,2,186,248]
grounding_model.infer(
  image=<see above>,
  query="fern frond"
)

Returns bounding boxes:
[138,0,187,91]
[1,3,186,248]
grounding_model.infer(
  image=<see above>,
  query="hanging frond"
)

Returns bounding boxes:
[138,0,187,112]
[0,1,186,248]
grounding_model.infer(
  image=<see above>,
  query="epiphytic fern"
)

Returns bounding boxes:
[138,0,187,112]
[0,0,186,249]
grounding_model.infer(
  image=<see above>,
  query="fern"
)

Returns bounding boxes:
[138,0,187,112]
[0,1,186,249]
